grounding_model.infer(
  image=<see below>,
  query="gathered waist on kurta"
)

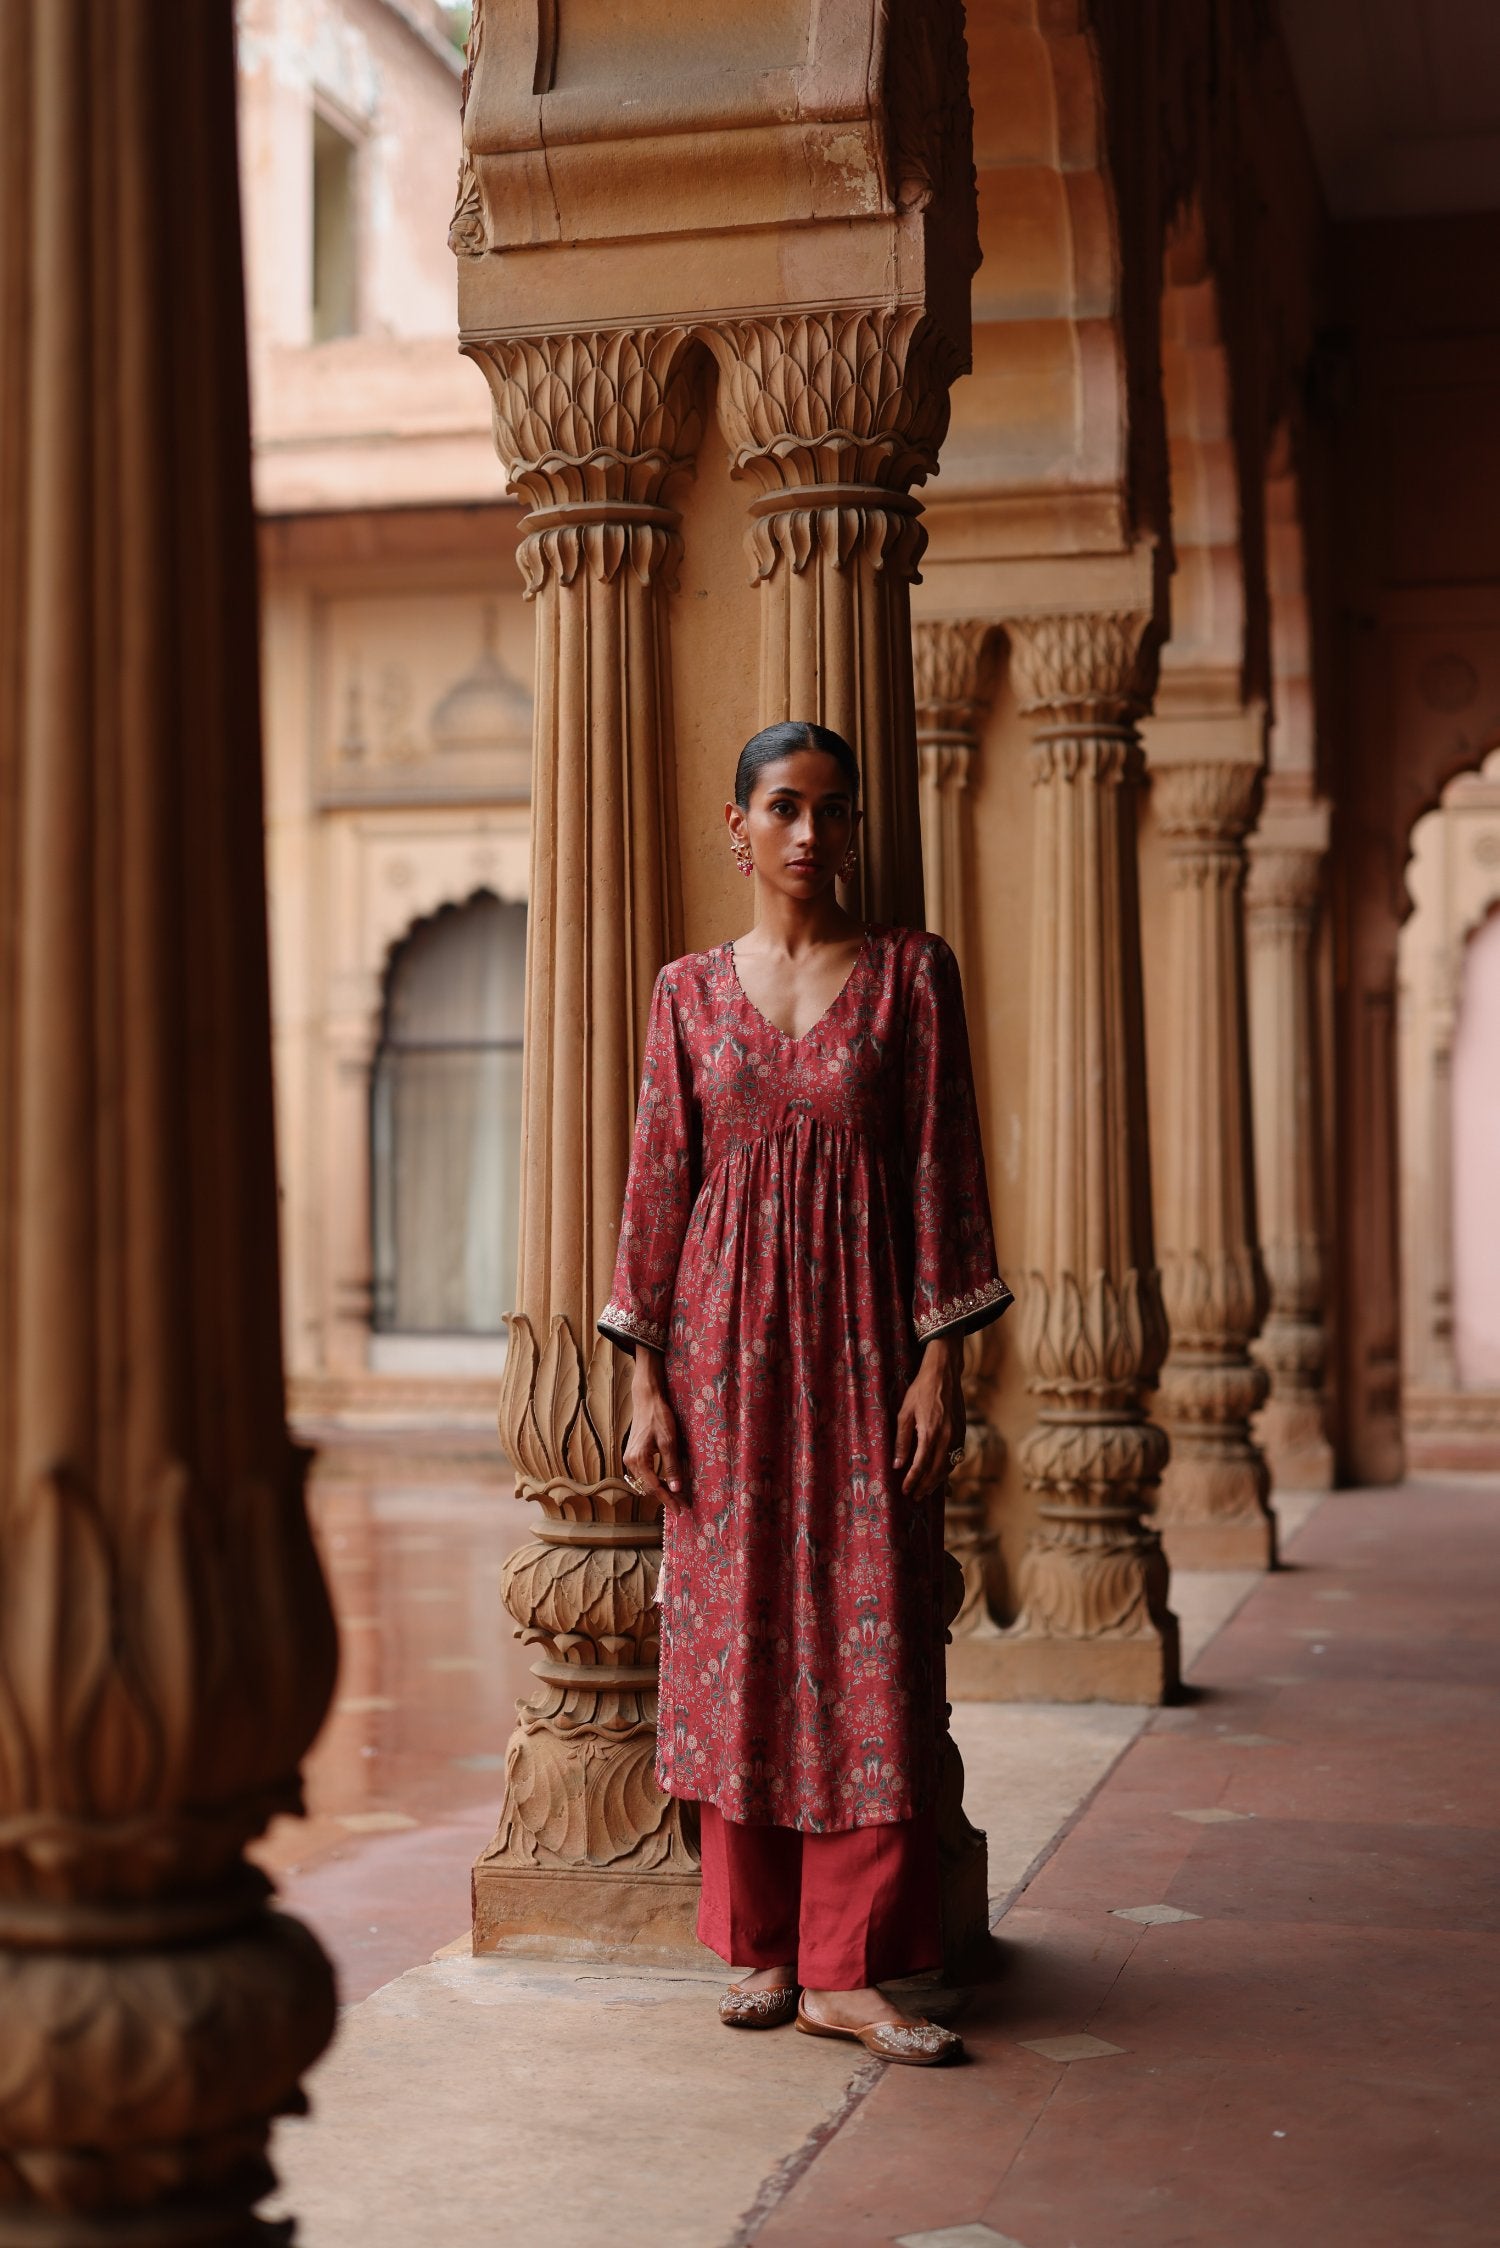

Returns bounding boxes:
[697,1111,894,1193]
[680,1115,913,1348]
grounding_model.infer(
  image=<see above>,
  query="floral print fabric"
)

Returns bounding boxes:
[599,925,1010,1831]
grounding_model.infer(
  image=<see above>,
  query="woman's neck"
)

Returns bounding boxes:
[744,890,861,957]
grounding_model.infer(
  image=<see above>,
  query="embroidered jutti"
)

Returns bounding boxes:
[599,924,1010,1833]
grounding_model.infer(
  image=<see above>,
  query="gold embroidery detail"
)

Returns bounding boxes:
[914,1275,1013,1341]
[599,1299,669,1352]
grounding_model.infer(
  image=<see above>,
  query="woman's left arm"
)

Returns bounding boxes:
[895,936,1012,1498]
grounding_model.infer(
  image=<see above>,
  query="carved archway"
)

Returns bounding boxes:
[1398,752,1500,1465]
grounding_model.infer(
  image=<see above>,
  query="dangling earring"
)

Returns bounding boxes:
[838,844,859,885]
[732,837,754,879]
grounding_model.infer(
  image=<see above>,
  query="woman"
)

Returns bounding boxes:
[599,720,1010,2067]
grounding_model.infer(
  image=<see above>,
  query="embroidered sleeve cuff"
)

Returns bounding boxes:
[913,1275,1014,1343]
[597,1299,669,1354]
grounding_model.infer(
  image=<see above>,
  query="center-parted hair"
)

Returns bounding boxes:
[734,721,860,809]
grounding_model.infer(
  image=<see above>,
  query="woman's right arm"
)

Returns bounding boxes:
[623,1344,688,1515]
[597,969,697,1512]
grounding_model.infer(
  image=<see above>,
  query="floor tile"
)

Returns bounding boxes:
[895,2228,1029,2248]
[1017,2033,1126,2062]
[1110,1903,1201,1925]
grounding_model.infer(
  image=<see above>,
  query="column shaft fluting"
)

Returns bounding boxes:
[710,310,958,929]
[463,329,704,1954]
[1246,836,1335,1488]
[913,619,1005,1649]
[1003,614,1179,1703]
[0,3,337,2233]
[1152,761,1275,1567]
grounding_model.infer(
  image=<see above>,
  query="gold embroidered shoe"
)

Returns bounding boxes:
[719,1979,800,2029]
[794,2001,963,2066]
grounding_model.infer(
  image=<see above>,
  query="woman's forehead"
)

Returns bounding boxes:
[752,751,854,799]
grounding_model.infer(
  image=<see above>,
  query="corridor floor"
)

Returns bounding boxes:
[758,1480,1500,2248]
[268,1479,1500,2247]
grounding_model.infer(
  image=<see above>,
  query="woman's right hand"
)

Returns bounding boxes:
[624,1353,689,1515]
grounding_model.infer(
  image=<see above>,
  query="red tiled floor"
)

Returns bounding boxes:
[754,1482,1500,2248]
[250,1454,533,2003]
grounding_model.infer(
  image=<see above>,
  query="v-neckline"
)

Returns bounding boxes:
[726,927,872,1046]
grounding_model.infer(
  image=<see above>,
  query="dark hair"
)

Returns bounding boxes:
[734,721,860,810]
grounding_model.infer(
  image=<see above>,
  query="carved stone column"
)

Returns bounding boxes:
[461,328,704,1958]
[709,310,958,927]
[910,619,1010,1684]
[1246,816,1335,1488]
[914,617,994,978]
[0,4,337,2237]
[1001,613,1180,1702]
[1151,759,1276,1568]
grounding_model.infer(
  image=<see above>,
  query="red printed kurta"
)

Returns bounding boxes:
[599,925,1010,1833]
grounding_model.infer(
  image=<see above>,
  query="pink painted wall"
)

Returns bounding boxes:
[1453,904,1500,1386]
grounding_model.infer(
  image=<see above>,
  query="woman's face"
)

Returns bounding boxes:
[728,749,860,897]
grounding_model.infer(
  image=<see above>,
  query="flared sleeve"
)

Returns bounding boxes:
[903,934,1013,1345]
[598,968,699,1356]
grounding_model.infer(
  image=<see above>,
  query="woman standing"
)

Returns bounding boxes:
[599,721,1010,2067]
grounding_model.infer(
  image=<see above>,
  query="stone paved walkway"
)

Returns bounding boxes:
[753,1481,1500,2248]
[268,1480,1499,2247]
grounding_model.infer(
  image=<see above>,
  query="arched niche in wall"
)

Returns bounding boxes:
[1397,748,1500,1455]
[1453,895,1500,1390]
[369,890,527,1354]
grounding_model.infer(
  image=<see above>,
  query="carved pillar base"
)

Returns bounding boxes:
[474,1318,706,1964]
[936,1556,991,1972]
[472,1865,706,1964]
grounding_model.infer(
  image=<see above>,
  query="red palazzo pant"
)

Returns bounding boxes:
[696,1802,941,1990]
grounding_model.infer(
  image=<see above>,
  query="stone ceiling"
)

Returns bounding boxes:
[1275,0,1500,217]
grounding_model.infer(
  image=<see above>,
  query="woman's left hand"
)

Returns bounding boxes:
[893,1333,964,1499]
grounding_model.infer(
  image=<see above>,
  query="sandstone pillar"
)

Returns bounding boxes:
[914,618,994,978]
[709,312,957,927]
[1246,803,1336,1487]
[910,619,1010,1683]
[1151,757,1276,1567]
[1001,613,1179,1701]
[462,329,705,1959]
[0,3,337,2236]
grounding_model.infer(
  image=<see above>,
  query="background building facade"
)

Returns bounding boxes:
[239,0,529,1430]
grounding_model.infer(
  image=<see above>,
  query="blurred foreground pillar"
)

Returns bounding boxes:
[0,3,337,2239]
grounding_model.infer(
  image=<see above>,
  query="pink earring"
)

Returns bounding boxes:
[838,845,859,884]
[732,839,754,879]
